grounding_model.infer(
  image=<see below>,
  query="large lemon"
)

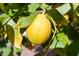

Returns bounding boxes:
[26,13,51,46]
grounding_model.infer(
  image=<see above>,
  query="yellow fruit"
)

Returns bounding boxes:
[64,15,69,22]
[58,15,69,27]
[26,13,51,45]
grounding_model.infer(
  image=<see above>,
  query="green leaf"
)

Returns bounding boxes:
[16,13,37,28]
[8,9,14,16]
[40,4,49,11]
[67,40,79,56]
[2,48,11,56]
[63,25,79,56]
[75,6,79,17]
[72,3,79,11]
[56,4,71,15]
[0,3,7,13]
[0,14,10,25]
[73,5,79,32]
[6,24,22,48]
[6,3,21,10]
[7,19,16,27]
[28,3,40,12]
[53,48,66,56]
[0,22,3,31]
[6,25,15,45]
[15,47,21,53]
[50,32,70,49]
[47,7,68,26]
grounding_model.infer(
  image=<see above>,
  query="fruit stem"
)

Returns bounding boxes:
[43,14,59,54]
[41,3,46,14]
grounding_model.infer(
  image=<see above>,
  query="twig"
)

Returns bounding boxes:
[43,14,59,55]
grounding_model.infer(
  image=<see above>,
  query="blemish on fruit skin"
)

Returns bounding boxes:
[26,13,51,46]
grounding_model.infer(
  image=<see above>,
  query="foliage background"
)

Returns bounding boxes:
[0,3,79,56]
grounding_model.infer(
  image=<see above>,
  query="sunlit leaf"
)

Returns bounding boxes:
[56,4,71,15]
[72,3,79,11]
[16,13,37,28]
[8,9,14,16]
[7,19,16,27]
[0,14,10,25]
[28,3,40,12]
[2,48,11,56]
[50,32,70,49]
